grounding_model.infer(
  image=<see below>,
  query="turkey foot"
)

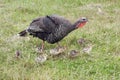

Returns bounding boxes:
[36,41,45,53]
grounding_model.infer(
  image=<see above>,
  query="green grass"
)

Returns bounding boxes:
[0,0,120,80]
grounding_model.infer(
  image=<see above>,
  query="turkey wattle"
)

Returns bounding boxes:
[19,15,88,50]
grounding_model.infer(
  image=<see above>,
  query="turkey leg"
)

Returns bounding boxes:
[41,40,45,51]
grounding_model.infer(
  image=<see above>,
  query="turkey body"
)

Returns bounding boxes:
[19,14,88,46]
[26,15,75,44]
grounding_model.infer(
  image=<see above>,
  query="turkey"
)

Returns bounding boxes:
[19,15,88,51]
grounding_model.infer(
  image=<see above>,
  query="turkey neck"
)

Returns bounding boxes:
[71,20,81,29]
[66,20,81,33]
[58,20,81,34]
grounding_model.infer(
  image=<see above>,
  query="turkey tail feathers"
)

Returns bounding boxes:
[19,30,27,36]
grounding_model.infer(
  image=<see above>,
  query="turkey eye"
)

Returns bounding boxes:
[82,19,86,21]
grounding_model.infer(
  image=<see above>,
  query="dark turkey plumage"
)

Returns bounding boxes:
[19,15,88,51]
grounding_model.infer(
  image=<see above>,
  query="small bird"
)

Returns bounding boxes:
[49,46,66,56]
[77,38,86,46]
[68,50,79,58]
[19,14,88,51]
[35,47,44,53]
[83,44,94,54]
[15,50,21,58]
[35,54,48,64]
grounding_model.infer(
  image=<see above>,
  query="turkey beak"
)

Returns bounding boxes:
[85,18,88,22]
[87,19,88,22]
